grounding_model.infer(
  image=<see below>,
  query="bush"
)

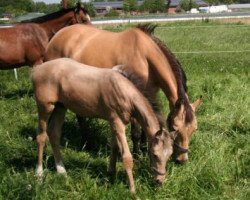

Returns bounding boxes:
[179,0,198,12]
[104,9,119,17]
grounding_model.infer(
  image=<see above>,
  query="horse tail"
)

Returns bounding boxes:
[136,24,193,124]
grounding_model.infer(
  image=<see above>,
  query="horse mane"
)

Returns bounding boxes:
[136,23,193,124]
[113,66,166,129]
[21,4,88,24]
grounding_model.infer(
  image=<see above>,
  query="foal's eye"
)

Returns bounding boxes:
[153,154,159,160]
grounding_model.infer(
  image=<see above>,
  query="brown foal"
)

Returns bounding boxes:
[32,58,175,193]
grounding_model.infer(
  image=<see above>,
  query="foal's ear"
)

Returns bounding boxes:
[155,130,163,140]
[169,131,178,141]
[191,96,202,112]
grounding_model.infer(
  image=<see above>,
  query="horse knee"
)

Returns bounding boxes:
[36,133,47,146]
[122,155,133,170]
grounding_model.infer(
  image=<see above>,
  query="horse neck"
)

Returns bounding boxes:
[40,12,74,39]
[133,96,160,139]
[149,51,178,107]
[147,38,188,108]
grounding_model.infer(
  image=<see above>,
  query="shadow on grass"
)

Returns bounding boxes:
[0,88,34,99]
[6,118,160,189]
[18,118,110,153]
[5,118,111,171]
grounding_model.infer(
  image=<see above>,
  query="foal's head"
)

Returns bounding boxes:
[167,98,202,164]
[149,129,175,185]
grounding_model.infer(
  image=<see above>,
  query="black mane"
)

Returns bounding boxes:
[137,23,193,124]
[21,5,88,24]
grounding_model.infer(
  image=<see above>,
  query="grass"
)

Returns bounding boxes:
[0,20,249,199]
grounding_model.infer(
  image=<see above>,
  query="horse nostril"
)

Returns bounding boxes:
[176,158,188,164]
[155,178,163,185]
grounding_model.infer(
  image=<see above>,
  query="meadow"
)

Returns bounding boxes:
[0,20,249,199]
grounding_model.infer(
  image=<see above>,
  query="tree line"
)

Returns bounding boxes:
[0,0,249,18]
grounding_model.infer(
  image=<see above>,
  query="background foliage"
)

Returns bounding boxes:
[0,0,249,17]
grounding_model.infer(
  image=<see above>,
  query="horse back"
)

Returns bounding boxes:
[32,58,141,121]
[0,24,48,68]
[45,24,151,67]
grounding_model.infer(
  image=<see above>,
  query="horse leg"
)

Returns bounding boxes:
[131,118,147,157]
[47,104,67,174]
[110,117,135,193]
[131,118,141,158]
[36,103,54,177]
[140,129,147,155]
[108,134,119,183]
[76,116,91,150]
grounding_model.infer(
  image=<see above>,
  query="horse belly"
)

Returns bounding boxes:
[60,83,109,119]
[63,98,109,120]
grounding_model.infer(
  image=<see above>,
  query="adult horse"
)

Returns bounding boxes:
[32,58,175,193]
[45,24,201,164]
[0,3,91,69]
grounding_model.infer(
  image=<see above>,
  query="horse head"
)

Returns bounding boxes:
[72,2,91,25]
[149,128,175,185]
[167,97,202,164]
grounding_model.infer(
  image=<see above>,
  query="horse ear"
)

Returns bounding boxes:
[175,99,185,119]
[77,2,85,9]
[191,96,202,112]
[155,130,163,140]
[169,131,178,141]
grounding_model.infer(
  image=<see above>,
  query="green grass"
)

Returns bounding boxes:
[0,20,249,199]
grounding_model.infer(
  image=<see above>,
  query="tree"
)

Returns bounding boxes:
[221,0,233,5]
[153,0,166,13]
[179,0,198,11]
[32,2,47,13]
[141,0,166,13]
[123,0,138,13]
[0,0,34,16]
[60,0,78,8]
[166,0,171,13]
[85,2,96,17]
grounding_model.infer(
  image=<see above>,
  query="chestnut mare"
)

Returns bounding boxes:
[0,3,91,69]
[32,58,175,193]
[45,24,201,163]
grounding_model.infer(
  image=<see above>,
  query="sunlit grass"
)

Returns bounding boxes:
[0,20,249,199]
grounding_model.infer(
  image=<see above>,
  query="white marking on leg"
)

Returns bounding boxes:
[36,165,43,177]
[56,162,66,174]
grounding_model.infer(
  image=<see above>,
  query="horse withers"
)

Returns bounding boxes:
[32,58,175,193]
[45,24,201,163]
[0,3,91,69]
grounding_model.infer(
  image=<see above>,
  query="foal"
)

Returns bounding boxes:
[32,58,174,193]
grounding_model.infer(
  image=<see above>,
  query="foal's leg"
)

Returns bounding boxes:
[47,105,67,174]
[110,118,135,193]
[36,104,54,177]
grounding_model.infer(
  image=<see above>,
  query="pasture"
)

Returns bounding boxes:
[0,20,249,199]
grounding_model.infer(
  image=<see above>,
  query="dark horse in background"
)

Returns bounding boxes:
[0,3,91,69]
